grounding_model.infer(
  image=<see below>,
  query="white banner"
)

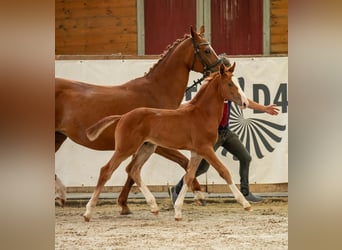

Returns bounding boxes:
[55,57,288,187]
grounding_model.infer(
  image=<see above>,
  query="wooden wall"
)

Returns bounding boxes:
[270,0,288,54]
[55,0,288,56]
[55,0,137,55]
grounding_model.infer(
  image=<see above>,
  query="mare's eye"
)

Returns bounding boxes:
[204,49,211,55]
[228,83,233,87]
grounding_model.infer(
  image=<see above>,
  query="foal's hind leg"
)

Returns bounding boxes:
[118,142,156,215]
[127,143,159,215]
[155,147,203,193]
[83,151,129,222]
[174,152,203,221]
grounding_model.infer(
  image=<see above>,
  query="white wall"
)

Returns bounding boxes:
[55,57,288,187]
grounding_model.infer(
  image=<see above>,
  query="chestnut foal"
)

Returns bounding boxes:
[84,63,251,221]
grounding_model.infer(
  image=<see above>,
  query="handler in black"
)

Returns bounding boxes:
[169,56,280,204]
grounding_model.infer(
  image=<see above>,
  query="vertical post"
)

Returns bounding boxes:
[137,0,145,56]
[263,0,271,55]
[196,0,211,43]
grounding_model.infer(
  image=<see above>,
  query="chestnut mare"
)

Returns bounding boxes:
[55,26,222,211]
[83,63,251,221]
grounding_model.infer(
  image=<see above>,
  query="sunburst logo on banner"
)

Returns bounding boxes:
[221,103,286,159]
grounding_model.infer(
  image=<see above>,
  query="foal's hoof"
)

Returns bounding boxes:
[83,215,90,222]
[174,217,182,221]
[244,206,253,212]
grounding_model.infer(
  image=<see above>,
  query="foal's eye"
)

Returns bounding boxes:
[228,83,233,87]
[204,49,211,55]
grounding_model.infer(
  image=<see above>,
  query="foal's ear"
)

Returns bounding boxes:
[199,25,205,34]
[228,62,236,73]
[220,63,225,76]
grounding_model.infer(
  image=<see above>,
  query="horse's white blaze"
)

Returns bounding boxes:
[232,76,249,108]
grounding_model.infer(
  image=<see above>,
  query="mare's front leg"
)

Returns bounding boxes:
[83,152,128,222]
[202,147,252,211]
[174,152,203,221]
[127,143,159,215]
[118,142,156,215]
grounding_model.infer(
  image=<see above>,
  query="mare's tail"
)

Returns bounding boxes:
[86,115,121,141]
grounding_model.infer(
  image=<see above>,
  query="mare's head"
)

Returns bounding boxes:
[189,25,222,74]
[219,63,249,108]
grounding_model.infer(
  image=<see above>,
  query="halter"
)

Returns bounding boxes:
[187,40,223,93]
[190,37,222,76]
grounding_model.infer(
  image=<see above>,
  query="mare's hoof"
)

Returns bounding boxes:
[151,210,159,216]
[174,217,182,221]
[55,198,65,207]
[194,199,207,206]
[244,206,253,212]
[120,210,133,215]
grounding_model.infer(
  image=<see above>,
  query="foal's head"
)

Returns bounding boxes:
[219,63,249,108]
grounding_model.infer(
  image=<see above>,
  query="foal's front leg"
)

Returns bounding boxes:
[203,148,252,211]
[83,152,127,221]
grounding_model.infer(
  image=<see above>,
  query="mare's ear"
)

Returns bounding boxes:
[228,62,236,73]
[199,25,205,34]
[190,26,195,38]
[220,63,225,76]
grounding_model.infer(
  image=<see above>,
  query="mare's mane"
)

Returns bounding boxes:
[145,34,191,76]
[189,71,221,104]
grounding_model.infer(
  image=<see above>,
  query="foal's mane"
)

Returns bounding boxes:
[145,34,191,77]
[189,71,221,103]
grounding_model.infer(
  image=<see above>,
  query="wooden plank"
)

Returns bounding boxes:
[271,8,288,17]
[271,16,288,26]
[271,25,288,35]
[66,183,288,194]
[55,26,137,39]
[55,42,137,55]
[56,33,136,45]
[56,6,136,19]
[271,34,288,43]
[271,0,288,9]
[56,16,137,30]
[56,0,136,10]
[271,43,288,53]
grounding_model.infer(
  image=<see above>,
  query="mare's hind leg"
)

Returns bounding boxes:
[55,131,67,152]
[55,132,67,206]
[128,143,159,214]
[118,142,156,215]
[83,151,129,222]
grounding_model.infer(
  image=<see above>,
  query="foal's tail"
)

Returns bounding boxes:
[86,115,121,141]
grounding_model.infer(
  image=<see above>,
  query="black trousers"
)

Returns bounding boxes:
[174,128,252,196]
